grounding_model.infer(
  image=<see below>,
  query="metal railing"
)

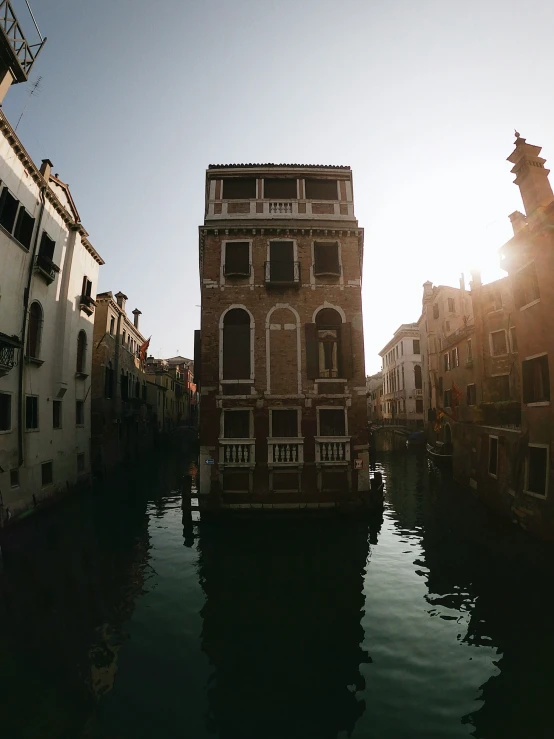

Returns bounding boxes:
[0,335,18,372]
[34,253,59,283]
[264,261,301,285]
[0,0,46,81]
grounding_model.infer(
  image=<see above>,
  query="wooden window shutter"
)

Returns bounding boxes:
[341,322,353,378]
[305,323,318,379]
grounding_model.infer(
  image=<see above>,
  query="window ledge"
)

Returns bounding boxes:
[75,372,89,379]
[221,379,254,384]
[25,356,44,367]
[25,428,39,433]
[520,299,540,312]
[0,222,30,252]
[526,401,550,407]
[0,429,13,434]
[524,490,547,500]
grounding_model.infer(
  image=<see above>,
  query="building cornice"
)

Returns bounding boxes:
[0,111,104,266]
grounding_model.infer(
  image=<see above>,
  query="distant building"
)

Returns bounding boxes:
[378,324,424,428]
[145,357,187,432]
[196,163,369,508]
[366,372,383,423]
[165,355,198,425]
[90,292,152,474]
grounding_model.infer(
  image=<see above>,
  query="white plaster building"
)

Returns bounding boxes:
[379,324,424,427]
[0,113,104,520]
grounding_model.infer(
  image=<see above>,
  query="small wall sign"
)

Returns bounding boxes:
[205,459,215,465]
[354,459,363,470]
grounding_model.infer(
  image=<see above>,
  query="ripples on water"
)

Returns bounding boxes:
[1,450,554,738]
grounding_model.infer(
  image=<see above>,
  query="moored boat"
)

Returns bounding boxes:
[426,441,453,471]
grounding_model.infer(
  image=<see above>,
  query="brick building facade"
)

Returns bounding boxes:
[197,164,369,509]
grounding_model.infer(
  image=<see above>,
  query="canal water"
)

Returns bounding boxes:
[1,450,554,738]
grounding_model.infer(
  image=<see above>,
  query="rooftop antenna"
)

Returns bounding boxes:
[15,76,42,132]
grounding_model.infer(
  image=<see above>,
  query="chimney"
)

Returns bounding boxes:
[509,210,527,236]
[459,273,466,292]
[469,269,482,290]
[422,280,433,304]
[132,309,142,329]
[507,132,554,217]
[39,159,53,181]
[115,291,128,311]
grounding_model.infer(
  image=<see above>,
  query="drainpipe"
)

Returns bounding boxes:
[18,184,47,466]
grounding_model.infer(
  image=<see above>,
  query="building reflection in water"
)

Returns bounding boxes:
[388,451,554,739]
[196,514,381,739]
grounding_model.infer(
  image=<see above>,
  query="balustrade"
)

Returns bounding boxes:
[269,202,293,214]
[268,438,304,465]
[315,437,350,464]
[219,439,255,466]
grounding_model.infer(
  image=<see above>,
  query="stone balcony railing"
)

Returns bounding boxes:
[268,438,304,466]
[315,437,351,464]
[219,438,255,467]
[206,200,354,220]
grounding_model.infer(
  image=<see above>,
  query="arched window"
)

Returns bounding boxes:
[315,308,342,378]
[27,301,43,359]
[414,364,422,390]
[222,308,251,379]
[76,330,87,373]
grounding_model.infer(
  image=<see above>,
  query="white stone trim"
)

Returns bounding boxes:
[268,406,302,437]
[265,303,301,396]
[218,304,255,382]
[488,434,499,479]
[312,301,346,324]
[316,405,348,436]
[220,238,253,288]
[524,442,549,499]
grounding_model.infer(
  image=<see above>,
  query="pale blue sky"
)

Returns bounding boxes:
[5,0,554,373]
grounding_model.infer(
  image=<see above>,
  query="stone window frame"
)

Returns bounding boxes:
[220,407,254,440]
[488,435,499,479]
[218,304,255,385]
[316,405,349,437]
[311,239,343,282]
[489,329,509,357]
[0,390,12,433]
[524,443,549,499]
[220,239,254,287]
[269,407,302,439]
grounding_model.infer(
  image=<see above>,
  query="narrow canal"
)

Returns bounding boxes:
[1,450,554,739]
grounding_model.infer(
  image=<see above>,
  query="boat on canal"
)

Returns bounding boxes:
[426,441,453,471]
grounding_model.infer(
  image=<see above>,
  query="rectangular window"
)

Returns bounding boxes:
[224,242,250,276]
[448,297,455,312]
[526,445,548,497]
[77,453,85,474]
[38,231,55,261]
[490,375,510,401]
[445,320,450,332]
[490,330,508,356]
[452,347,459,367]
[264,178,297,199]
[466,384,477,405]
[224,410,250,439]
[443,353,451,371]
[319,408,346,436]
[109,316,115,334]
[314,241,340,276]
[413,339,420,354]
[25,396,38,430]
[10,468,19,487]
[52,400,62,429]
[81,275,92,297]
[510,327,518,353]
[0,392,11,431]
[401,341,404,356]
[438,376,443,396]
[304,179,338,200]
[488,436,498,477]
[271,409,298,438]
[0,188,19,232]
[41,461,53,487]
[76,400,84,426]
[467,339,473,362]
[222,178,257,199]
[268,240,295,283]
[416,399,423,413]
[433,304,439,319]
[514,262,540,309]
[522,355,550,403]
[444,389,452,407]
[14,207,35,249]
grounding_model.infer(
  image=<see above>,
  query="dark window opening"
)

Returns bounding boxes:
[467,384,477,405]
[416,399,423,413]
[14,208,35,248]
[0,188,18,232]
[489,437,498,476]
[222,178,256,199]
[76,331,87,373]
[105,363,114,398]
[433,304,439,319]
[522,355,550,403]
[41,461,53,487]
[316,308,342,378]
[76,400,84,426]
[319,408,346,436]
[25,396,38,429]
[414,365,422,389]
[224,410,250,439]
[448,297,455,312]
[82,275,92,297]
[10,469,19,487]
[314,242,340,276]
[224,242,250,276]
[38,231,55,261]
[527,446,548,496]
[413,339,420,354]
[77,453,85,474]
[0,392,11,431]
[444,389,452,408]
[267,241,295,283]
[272,409,298,438]
[514,263,540,309]
[490,375,510,401]
[223,308,251,380]
[264,178,297,199]
[304,179,338,200]
[109,316,115,334]
[52,400,62,429]
[27,301,42,359]
[121,372,128,401]
[491,330,508,356]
